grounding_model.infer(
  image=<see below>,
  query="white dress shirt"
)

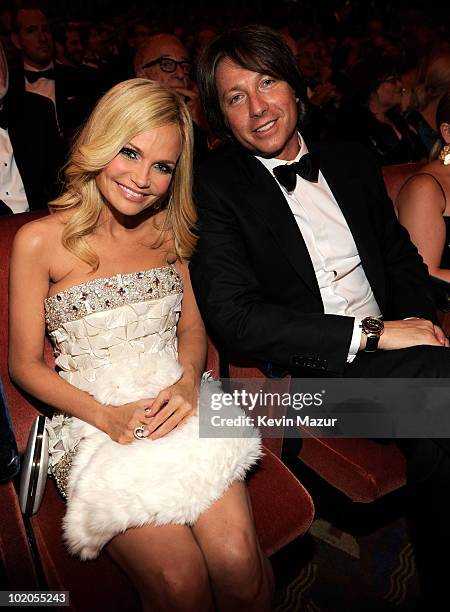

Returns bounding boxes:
[23,61,56,107]
[0,126,29,213]
[256,136,381,361]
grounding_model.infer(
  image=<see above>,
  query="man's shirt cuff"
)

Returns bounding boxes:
[347,318,362,363]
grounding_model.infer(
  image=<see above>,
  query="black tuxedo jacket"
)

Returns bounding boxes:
[4,92,64,211]
[9,63,101,138]
[190,141,435,376]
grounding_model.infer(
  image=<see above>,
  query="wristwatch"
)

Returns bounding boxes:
[360,316,384,352]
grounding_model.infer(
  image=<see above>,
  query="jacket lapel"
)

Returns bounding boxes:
[317,148,384,297]
[235,149,321,300]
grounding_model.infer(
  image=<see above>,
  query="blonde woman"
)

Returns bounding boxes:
[8,79,272,612]
[406,53,450,154]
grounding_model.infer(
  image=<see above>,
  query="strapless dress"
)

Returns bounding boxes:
[44,265,261,560]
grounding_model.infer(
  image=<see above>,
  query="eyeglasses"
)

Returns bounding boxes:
[141,57,193,75]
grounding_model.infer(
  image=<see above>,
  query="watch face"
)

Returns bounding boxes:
[363,317,384,334]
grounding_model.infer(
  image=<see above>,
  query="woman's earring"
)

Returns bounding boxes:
[439,143,450,166]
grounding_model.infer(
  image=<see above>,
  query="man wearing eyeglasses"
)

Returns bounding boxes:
[134,33,210,160]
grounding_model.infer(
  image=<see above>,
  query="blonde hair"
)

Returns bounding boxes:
[414,53,450,111]
[50,78,195,269]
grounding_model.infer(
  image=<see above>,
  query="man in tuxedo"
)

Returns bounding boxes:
[190,25,450,608]
[9,5,99,141]
[134,33,210,161]
[0,40,62,213]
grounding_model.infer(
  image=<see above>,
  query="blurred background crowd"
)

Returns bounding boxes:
[1,0,450,214]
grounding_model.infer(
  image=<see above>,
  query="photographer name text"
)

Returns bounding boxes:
[210,415,338,427]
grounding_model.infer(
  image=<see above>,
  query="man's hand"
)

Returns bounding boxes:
[377,319,449,350]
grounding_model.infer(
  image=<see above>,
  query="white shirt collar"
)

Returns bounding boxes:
[255,134,308,174]
[23,61,54,72]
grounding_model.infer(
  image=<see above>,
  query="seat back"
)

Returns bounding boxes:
[0,211,49,590]
[226,355,289,457]
[0,211,49,452]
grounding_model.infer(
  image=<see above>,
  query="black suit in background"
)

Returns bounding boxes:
[4,91,64,211]
[190,139,450,608]
[9,63,102,141]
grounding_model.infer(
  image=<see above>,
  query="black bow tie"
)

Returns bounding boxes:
[24,68,55,83]
[273,153,319,192]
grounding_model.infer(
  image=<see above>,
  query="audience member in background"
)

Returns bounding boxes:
[283,34,340,140]
[9,5,100,143]
[296,38,332,105]
[102,18,153,85]
[193,27,217,63]
[0,27,19,71]
[300,38,342,105]
[319,0,354,42]
[134,33,210,160]
[397,90,450,284]
[82,21,131,86]
[406,53,450,154]
[0,40,62,214]
[54,24,85,69]
[330,55,427,165]
[81,22,110,71]
[127,19,152,54]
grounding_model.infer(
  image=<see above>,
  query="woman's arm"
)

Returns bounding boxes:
[145,261,207,439]
[176,261,208,383]
[8,222,153,444]
[396,174,450,283]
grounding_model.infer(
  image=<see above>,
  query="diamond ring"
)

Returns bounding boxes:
[133,424,146,440]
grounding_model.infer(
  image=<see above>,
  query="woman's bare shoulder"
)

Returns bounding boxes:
[14,215,64,249]
[12,211,72,257]
[396,163,448,215]
[424,160,450,186]
[399,164,446,195]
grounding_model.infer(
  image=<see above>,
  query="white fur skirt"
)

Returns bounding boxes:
[46,354,262,560]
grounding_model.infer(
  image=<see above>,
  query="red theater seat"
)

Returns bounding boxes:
[0,211,314,608]
[227,357,407,503]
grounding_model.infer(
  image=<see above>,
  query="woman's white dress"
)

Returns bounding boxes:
[44,265,261,560]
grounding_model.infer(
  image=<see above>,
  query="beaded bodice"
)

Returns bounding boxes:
[44,266,183,393]
[45,266,182,332]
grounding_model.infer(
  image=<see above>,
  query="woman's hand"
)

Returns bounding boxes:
[144,375,200,440]
[103,399,154,444]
